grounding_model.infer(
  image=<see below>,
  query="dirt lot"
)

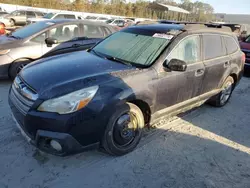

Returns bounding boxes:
[1,77,250,188]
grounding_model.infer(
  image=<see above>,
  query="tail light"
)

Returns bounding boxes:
[0,23,5,35]
[242,52,246,63]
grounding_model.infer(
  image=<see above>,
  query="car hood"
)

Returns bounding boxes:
[20,51,136,99]
[0,35,23,48]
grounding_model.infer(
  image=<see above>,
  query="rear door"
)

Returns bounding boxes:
[200,34,230,94]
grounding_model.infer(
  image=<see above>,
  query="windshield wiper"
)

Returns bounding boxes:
[105,56,133,67]
[89,49,107,59]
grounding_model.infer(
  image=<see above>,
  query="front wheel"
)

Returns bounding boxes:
[9,19,15,27]
[209,76,234,107]
[101,103,145,156]
[9,59,31,80]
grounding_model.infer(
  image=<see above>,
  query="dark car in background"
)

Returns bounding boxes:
[0,19,116,79]
[240,35,250,74]
[9,24,244,156]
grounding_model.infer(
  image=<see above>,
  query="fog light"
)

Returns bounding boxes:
[50,140,62,152]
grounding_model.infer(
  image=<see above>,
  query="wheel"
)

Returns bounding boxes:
[9,19,15,27]
[209,76,234,107]
[9,59,31,80]
[101,103,145,156]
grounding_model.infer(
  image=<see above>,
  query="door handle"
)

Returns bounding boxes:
[195,69,205,77]
[72,44,81,48]
[224,61,230,68]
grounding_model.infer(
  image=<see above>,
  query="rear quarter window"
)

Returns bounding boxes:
[223,36,238,54]
[203,35,226,60]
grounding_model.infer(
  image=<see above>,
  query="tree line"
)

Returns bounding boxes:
[0,0,215,22]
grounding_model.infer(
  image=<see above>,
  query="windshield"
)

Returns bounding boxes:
[10,21,50,39]
[43,13,55,19]
[106,19,114,24]
[92,31,170,67]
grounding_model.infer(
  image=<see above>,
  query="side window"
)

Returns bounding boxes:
[64,14,76,19]
[31,33,46,43]
[49,24,80,42]
[203,35,226,60]
[113,20,120,24]
[168,35,201,64]
[83,25,104,38]
[26,11,36,18]
[54,14,65,19]
[224,36,238,54]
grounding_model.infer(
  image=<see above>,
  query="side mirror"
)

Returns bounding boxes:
[117,22,125,27]
[45,37,58,47]
[163,59,187,72]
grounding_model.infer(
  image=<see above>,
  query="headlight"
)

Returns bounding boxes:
[0,49,10,55]
[37,86,99,114]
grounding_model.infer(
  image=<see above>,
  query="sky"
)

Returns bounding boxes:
[175,0,250,14]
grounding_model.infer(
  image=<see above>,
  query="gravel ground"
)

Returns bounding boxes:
[1,78,250,188]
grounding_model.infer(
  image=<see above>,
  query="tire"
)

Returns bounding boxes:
[9,59,31,80]
[101,103,145,156]
[9,19,15,27]
[209,76,234,107]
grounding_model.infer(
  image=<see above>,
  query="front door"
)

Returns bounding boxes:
[155,35,205,111]
[200,34,231,94]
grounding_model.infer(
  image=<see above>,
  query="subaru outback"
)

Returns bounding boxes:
[9,24,244,156]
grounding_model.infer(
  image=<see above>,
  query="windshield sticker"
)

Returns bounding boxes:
[46,22,55,25]
[152,33,173,40]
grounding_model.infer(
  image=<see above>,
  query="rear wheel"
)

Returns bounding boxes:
[9,59,31,80]
[209,76,234,107]
[101,103,145,156]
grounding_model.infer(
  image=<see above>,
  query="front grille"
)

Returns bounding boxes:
[9,77,36,115]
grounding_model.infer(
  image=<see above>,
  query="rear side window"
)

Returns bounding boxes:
[224,36,238,54]
[64,14,75,19]
[83,25,104,38]
[203,35,226,60]
[54,14,66,19]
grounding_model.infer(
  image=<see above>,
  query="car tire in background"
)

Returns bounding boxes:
[9,59,31,80]
[208,76,234,107]
[9,19,15,27]
[101,102,145,156]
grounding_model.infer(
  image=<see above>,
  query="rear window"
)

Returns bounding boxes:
[224,36,238,54]
[64,14,75,19]
[203,35,226,60]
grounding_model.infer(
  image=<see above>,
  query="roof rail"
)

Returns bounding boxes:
[183,23,233,32]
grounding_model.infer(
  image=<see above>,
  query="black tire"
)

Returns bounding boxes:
[9,59,31,80]
[101,103,145,156]
[208,76,234,107]
[10,19,15,27]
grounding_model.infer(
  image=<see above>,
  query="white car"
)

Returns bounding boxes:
[84,15,109,22]
[27,12,82,24]
[0,17,11,27]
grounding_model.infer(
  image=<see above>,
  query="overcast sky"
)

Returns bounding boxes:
[175,0,250,14]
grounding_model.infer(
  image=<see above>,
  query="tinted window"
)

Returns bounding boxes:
[168,35,200,64]
[26,11,36,18]
[86,16,97,20]
[64,14,75,19]
[224,36,238,54]
[83,25,104,38]
[54,14,65,19]
[35,12,45,17]
[98,17,108,20]
[203,35,225,60]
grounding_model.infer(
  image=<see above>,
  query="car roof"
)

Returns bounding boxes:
[38,19,110,26]
[123,24,184,33]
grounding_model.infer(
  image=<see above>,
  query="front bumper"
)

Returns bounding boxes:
[0,54,13,79]
[8,85,108,156]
